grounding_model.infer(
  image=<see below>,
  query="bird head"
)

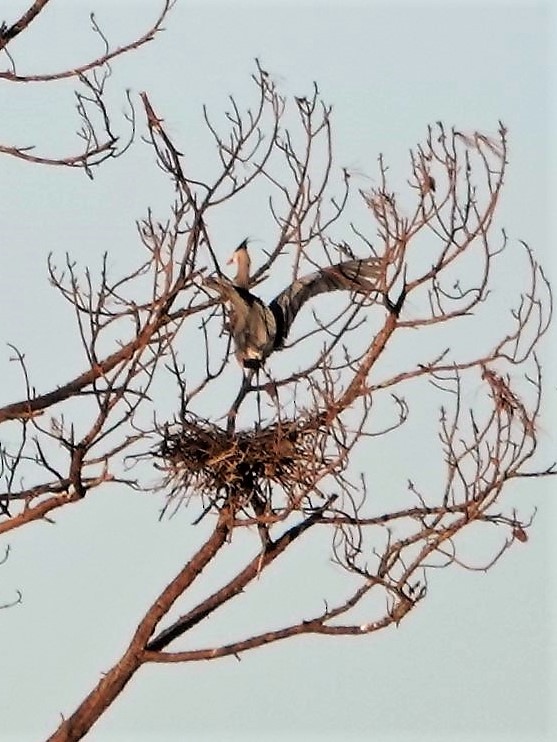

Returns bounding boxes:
[227,239,249,265]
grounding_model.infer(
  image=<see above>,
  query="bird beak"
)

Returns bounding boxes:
[226,255,235,266]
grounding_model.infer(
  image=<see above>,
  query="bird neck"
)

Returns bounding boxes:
[234,249,251,288]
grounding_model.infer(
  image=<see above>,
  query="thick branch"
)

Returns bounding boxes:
[0,0,51,50]
[46,509,230,742]
[147,496,336,651]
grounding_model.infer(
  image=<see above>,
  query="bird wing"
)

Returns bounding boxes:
[205,275,278,366]
[268,258,384,348]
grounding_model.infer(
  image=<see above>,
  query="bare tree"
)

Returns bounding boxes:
[0,9,553,741]
[0,0,171,175]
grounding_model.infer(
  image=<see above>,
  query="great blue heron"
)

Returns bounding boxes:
[205,240,384,369]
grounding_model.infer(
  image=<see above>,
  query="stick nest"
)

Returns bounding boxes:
[156,414,331,513]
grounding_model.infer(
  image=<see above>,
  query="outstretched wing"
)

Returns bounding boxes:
[268,258,383,348]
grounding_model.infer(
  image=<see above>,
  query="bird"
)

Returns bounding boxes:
[205,240,384,369]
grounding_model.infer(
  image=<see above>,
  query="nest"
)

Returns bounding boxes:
[156,414,330,516]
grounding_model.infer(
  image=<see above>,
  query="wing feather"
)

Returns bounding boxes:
[268,258,383,348]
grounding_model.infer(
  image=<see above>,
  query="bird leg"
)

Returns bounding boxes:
[254,367,281,422]
[255,368,263,431]
[226,368,256,434]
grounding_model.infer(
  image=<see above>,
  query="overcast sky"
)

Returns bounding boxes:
[0,2,555,741]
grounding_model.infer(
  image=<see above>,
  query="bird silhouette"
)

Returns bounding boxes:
[205,241,384,369]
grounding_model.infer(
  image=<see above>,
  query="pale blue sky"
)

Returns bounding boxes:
[0,2,555,740]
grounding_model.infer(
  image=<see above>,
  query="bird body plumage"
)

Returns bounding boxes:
[205,242,383,369]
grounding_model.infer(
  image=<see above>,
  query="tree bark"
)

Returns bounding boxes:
[46,515,230,741]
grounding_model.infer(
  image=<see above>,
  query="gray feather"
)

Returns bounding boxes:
[205,255,383,368]
[270,258,383,346]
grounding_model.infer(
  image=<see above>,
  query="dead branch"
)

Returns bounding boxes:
[2,59,552,741]
[0,2,172,173]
